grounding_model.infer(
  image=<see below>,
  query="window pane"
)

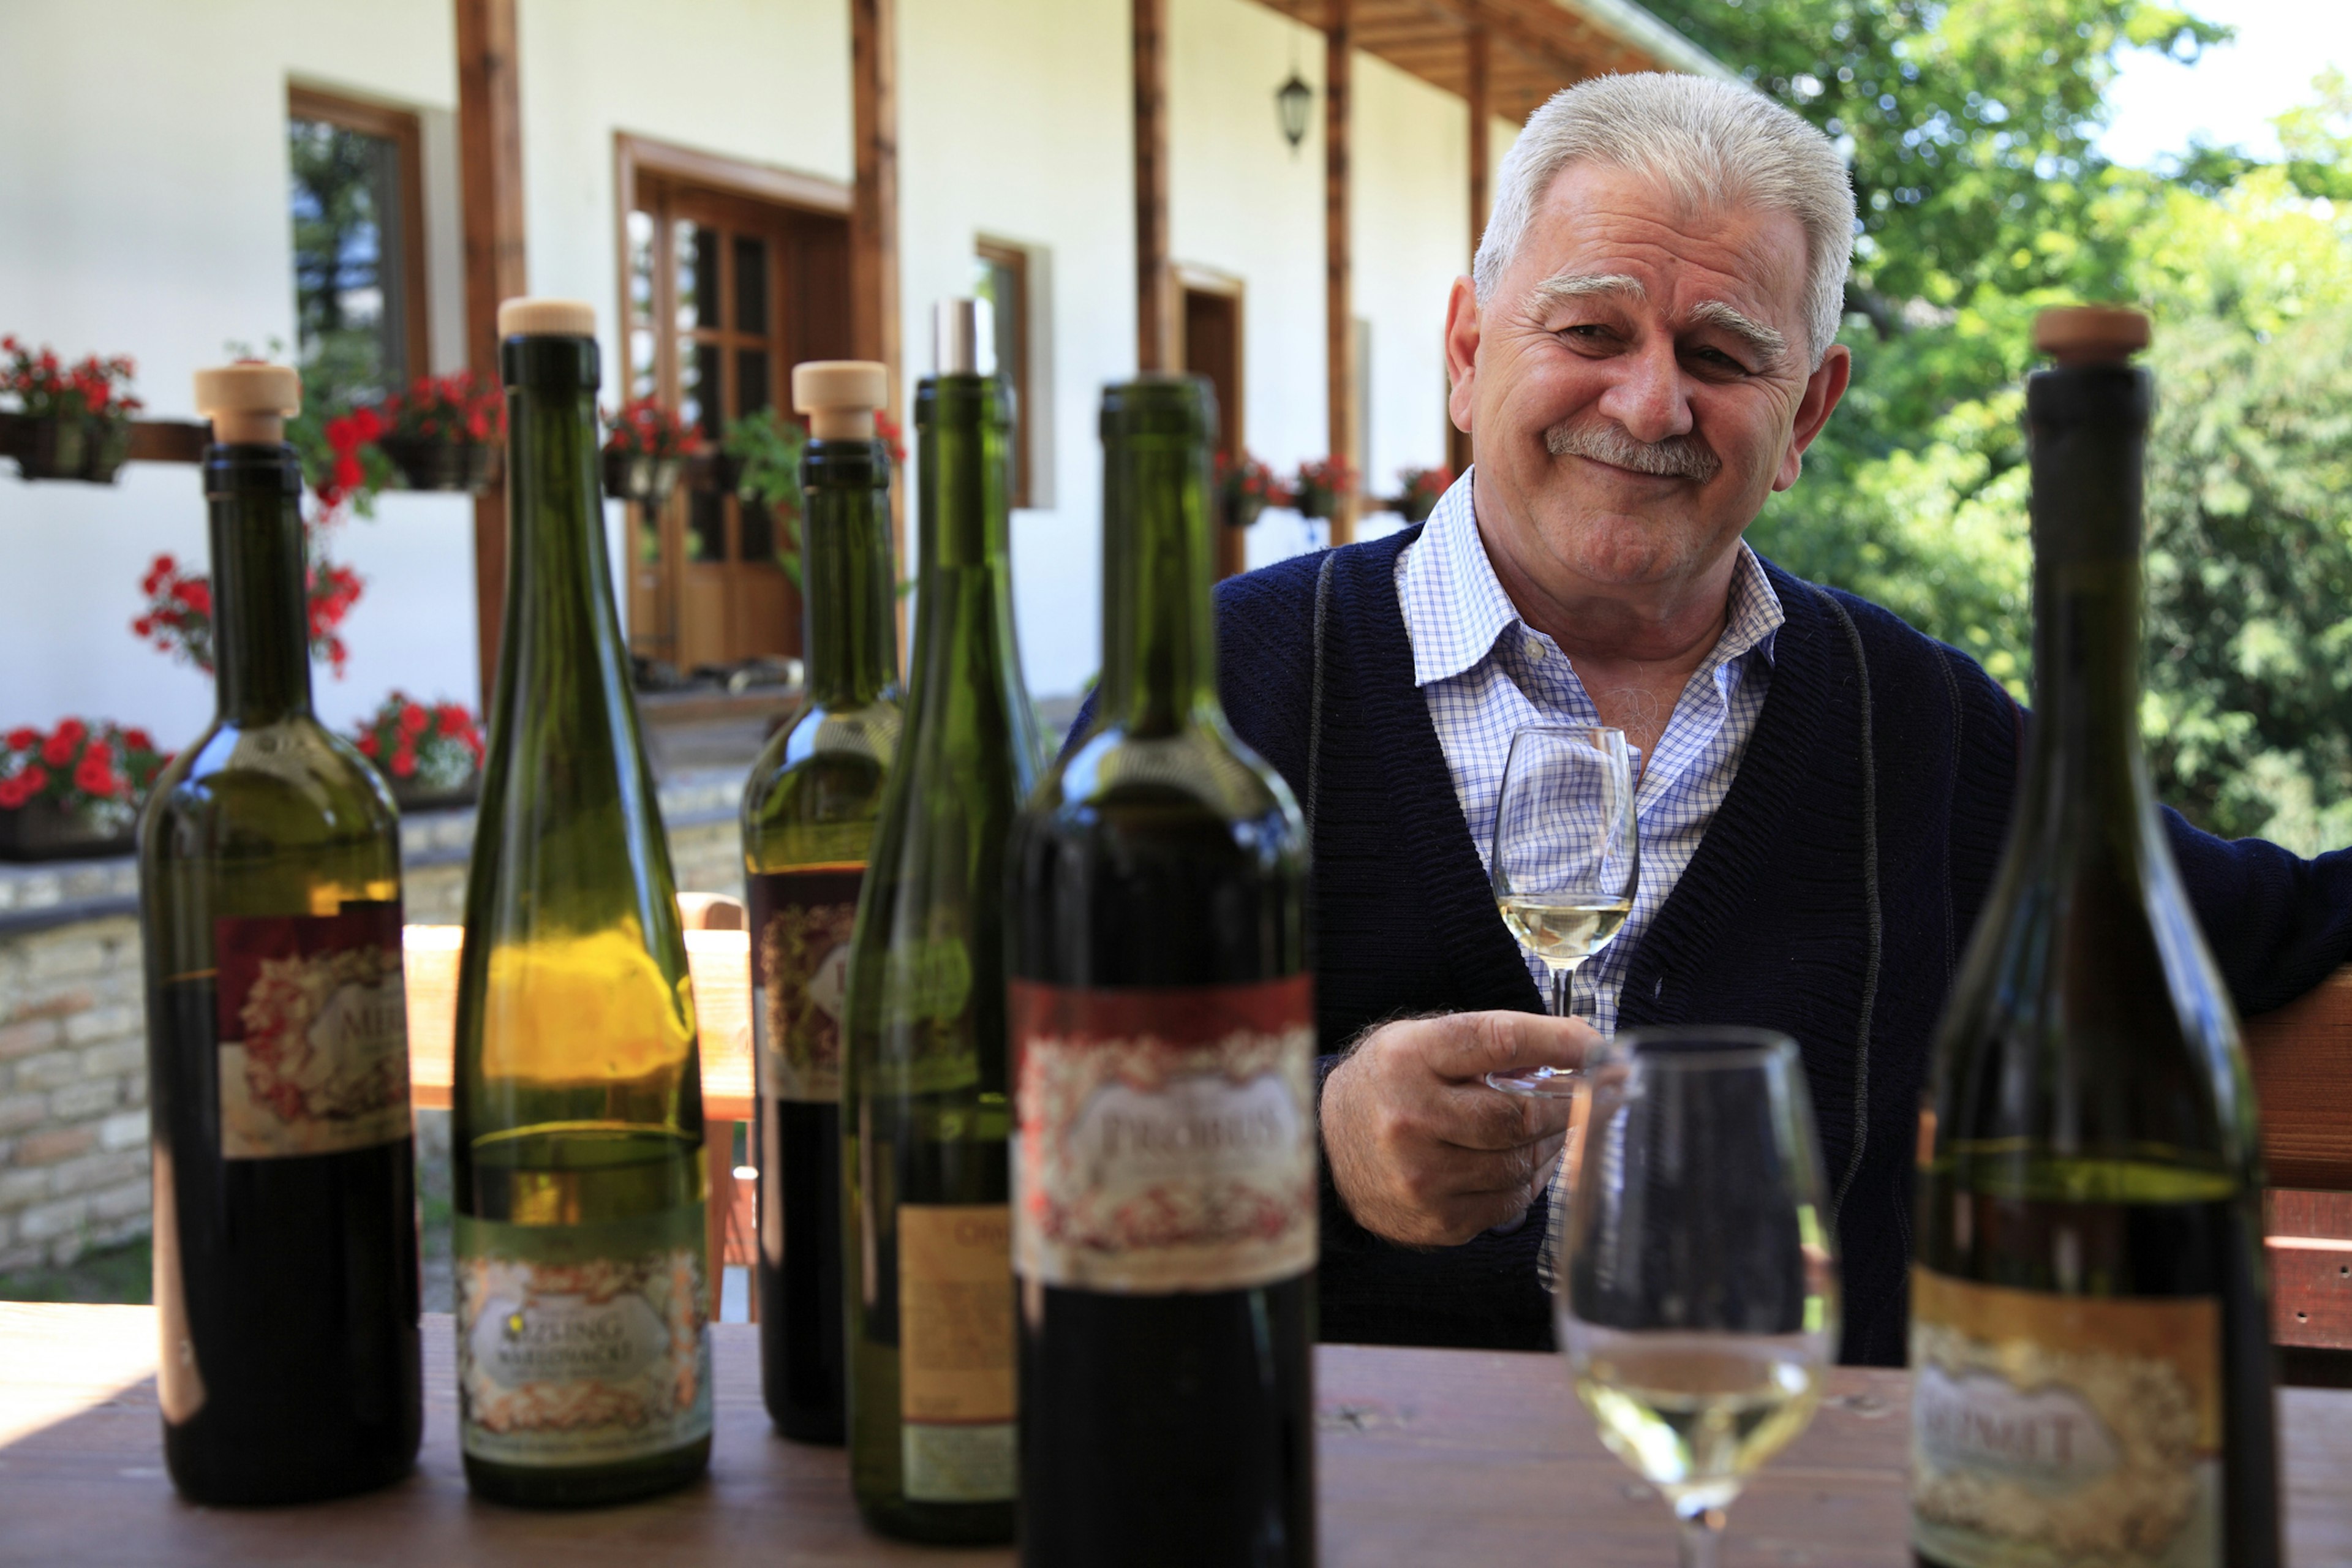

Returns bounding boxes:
[289,116,406,406]
[733,235,769,337]
[688,491,726,566]
[736,349,772,417]
[740,499,775,564]
[694,343,724,443]
[677,221,720,330]
[627,209,658,401]
[678,334,707,434]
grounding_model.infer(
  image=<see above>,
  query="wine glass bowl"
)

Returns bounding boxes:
[1484,725,1638,1096]
[1555,1029,1838,1568]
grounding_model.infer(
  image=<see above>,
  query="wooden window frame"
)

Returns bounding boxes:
[1173,262,1246,456]
[286,83,431,391]
[974,239,1035,510]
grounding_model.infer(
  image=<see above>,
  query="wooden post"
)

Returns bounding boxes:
[1133,0,1173,373]
[456,0,526,709]
[1453,15,1489,478]
[850,0,905,644]
[1324,0,1356,546]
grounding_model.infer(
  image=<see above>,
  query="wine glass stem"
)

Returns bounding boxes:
[1550,965,1572,1019]
[1675,1505,1725,1568]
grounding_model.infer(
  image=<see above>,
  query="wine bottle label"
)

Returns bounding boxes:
[749,866,861,1104]
[897,1204,1016,1502]
[453,1206,713,1468]
[1909,1267,2221,1568]
[212,901,412,1159]
[1007,975,1317,1294]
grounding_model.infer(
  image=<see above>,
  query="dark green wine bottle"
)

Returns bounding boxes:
[743,360,903,1444]
[138,363,421,1505]
[450,298,711,1507]
[1912,307,2278,1568]
[1006,376,1316,1567]
[843,301,1042,1544]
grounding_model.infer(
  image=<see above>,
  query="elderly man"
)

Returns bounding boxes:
[1212,72,2352,1365]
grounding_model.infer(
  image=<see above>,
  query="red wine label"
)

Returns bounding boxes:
[454,1206,712,1468]
[1008,975,1317,1294]
[213,902,412,1159]
[1909,1267,2221,1568]
[749,866,861,1103]
[897,1204,1016,1502]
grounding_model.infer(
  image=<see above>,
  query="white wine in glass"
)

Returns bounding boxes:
[1556,1030,1839,1568]
[1485,725,1637,1098]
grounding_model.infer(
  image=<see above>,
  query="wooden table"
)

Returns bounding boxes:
[2,1305,2348,1566]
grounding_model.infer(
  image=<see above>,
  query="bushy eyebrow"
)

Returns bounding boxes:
[1523,271,1790,371]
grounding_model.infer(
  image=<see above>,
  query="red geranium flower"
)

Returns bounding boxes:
[399,701,428,735]
[40,732,77,767]
[390,746,417,778]
[5,727,34,751]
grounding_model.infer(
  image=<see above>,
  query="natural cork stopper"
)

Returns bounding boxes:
[497,297,597,339]
[793,360,888,440]
[194,363,302,445]
[2035,306,2150,366]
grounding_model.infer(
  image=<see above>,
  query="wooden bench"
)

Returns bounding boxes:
[2250,968,2352,1360]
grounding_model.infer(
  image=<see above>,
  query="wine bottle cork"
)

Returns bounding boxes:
[793,360,889,441]
[2035,305,2150,366]
[497,297,597,339]
[192,363,301,445]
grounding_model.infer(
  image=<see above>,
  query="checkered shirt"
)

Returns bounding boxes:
[1393,470,1784,1035]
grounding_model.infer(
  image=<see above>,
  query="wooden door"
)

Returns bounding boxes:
[1179,280,1245,579]
[625,178,852,671]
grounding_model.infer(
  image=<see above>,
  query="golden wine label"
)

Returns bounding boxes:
[1008,976,1318,1294]
[454,1207,712,1468]
[896,1203,1016,1502]
[1909,1266,2221,1568]
[749,866,861,1104]
[212,902,411,1159]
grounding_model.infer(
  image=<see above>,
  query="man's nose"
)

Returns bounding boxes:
[1595,337,1694,445]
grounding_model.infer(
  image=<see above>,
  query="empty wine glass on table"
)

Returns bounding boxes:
[1483,725,1638,1098]
[1557,1029,1839,1568]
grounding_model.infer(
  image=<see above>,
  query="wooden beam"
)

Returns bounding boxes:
[849,0,906,644]
[1134,0,1174,372]
[1325,0,1357,546]
[456,0,526,710]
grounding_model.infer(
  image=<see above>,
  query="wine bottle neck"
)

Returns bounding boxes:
[1097,420,1219,737]
[801,439,898,709]
[911,374,1022,682]
[492,337,633,739]
[2020,365,2155,827]
[206,445,314,724]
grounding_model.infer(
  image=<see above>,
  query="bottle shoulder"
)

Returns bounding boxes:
[1028,720,1301,834]
[142,715,399,848]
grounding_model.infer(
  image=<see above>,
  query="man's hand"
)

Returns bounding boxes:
[1321,1011,1597,1248]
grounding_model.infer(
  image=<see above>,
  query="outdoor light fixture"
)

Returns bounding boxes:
[1276,70,1313,153]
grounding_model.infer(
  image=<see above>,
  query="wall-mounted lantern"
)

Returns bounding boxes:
[1276,70,1313,154]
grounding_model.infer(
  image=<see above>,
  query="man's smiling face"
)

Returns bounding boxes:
[1451,161,1846,600]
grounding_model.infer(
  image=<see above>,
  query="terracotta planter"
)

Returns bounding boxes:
[603,450,683,510]
[13,416,88,482]
[0,796,135,862]
[377,436,499,494]
[81,419,131,484]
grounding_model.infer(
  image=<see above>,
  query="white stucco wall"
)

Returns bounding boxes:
[0,0,475,750]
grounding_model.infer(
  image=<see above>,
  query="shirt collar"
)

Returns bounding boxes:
[1398,467,1784,688]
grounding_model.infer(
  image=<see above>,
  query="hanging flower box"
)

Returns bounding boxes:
[0,720,169,863]
[352,693,484,813]
[1396,465,1454,524]
[369,371,504,494]
[4,338,143,485]
[1289,455,1355,522]
[602,394,701,509]
[1215,450,1285,531]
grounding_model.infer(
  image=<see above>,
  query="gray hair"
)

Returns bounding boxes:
[1472,72,1856,366]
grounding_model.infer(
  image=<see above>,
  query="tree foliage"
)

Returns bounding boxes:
[1653,0,2352,850]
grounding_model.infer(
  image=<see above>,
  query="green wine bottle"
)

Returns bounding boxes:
[450,298,711,1507]
[1006,376,1316,1567]
[140,363,421,1505]
[743,359,903,1444]
[843,301,1042,1544]
[1911,306,2278,1568]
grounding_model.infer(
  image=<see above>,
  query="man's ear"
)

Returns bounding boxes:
[1444,275,1480,437]
[1773,342,1852,493]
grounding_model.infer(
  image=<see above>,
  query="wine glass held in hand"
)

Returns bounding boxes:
[1485,725,1637,1098]
[1557,1030,1838,1568]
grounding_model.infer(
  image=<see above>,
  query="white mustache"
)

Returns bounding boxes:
[1545,421,1721,483]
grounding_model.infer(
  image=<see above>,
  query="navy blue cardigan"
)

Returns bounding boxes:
[1208,529,2352,1366]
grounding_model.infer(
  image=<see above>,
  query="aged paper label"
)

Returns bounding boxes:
[214,901,410,1159]
[750,865,862,1103]
[897,1202,1015,1502]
